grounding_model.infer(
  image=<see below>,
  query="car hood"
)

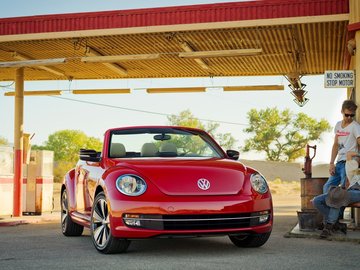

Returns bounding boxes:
[114,158,247,196]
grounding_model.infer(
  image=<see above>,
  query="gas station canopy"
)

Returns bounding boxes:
[1,0,360,218]
[0,0,353,81]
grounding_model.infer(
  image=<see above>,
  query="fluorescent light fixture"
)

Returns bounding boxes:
[4,90,62,96]
[223,85,284,91]
[85,47,127,76]
[131,89,147,95]
[81,54,160,63]
[146,87,206,94]
[206,87,223,93]
[72,89,130,94]
[12,52,66,76]
[179,42,209,70]
[178,48,262,58]
[0,58,66,68]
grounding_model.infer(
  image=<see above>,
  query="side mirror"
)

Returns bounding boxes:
[79,149,101,162]
[226,150,239,160]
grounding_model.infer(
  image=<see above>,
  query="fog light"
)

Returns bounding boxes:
[123,214,141,227]
[259,211,270,223]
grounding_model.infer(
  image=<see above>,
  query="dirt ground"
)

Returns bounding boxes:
[269,181,301,216]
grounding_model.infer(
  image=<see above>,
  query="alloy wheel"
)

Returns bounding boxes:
[92,197,110,248]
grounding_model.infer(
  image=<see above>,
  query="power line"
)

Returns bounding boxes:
[49,95,248,126]
[0,82,15,89]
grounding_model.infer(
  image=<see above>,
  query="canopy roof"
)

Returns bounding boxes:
[0,0,351,81]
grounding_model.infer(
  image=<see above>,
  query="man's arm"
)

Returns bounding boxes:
[354,121,360,145]
[346,151,359,160]
[329,135,338,175]
[356,136,360,146]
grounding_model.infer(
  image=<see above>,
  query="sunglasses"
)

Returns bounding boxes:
[344,113,355,118]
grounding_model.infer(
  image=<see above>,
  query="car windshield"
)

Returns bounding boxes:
[109,128,223,158]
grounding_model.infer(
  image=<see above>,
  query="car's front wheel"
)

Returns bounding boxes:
[229,231,271,248]
[61,189,84,236]
[91,192,130,254]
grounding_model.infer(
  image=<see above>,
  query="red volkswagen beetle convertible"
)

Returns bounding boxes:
[61,126,273,253]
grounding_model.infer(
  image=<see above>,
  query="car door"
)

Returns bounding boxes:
[85,163,100,212]
[75,165,88,213]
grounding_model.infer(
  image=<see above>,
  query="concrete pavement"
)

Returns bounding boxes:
[286,223,360,243]
[1,216,359,270]
[1,210,360,244]
[0,211,60,226]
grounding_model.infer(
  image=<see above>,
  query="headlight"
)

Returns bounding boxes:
[250,173,268,194]
[116,174,147,196]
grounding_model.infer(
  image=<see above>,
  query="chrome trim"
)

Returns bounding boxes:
[71,211,91,222]
[197,178,210,190]
[123,214,270,222]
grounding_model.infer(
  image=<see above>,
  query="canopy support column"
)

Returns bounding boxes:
[13,67,24,217]
[350,0,360,227]
[354,31,360,227]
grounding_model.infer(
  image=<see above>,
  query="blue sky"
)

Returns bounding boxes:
[0,0,347,163]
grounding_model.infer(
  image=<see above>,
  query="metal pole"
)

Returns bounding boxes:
[13,67,24,217]
[354,31,360,227]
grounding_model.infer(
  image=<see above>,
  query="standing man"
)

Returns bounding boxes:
[323,100,360,193]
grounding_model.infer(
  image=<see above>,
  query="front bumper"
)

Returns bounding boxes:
[109,196,273,238]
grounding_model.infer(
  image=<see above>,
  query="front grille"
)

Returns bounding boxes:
[123,212,270,231]
[162,214,251,230]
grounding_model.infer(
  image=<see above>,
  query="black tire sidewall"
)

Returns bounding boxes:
[229,231,271,248]
[61,189,84,236]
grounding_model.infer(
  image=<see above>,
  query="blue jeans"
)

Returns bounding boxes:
[313,188,360,224]
[322,161,346,193]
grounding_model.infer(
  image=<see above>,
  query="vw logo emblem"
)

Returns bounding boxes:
[197,178,210,190]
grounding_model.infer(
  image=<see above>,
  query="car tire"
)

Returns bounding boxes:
[61,189,84,236]
[90,192,130,254]
[229,231,271,248]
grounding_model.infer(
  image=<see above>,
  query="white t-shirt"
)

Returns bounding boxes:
[335,120,360,162]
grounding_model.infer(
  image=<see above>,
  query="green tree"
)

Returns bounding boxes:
[43,130,102,163]
[0,136,8,146]
[243,107,331,162]
[37,130,102,182]
[167,110,236,151]
[32,144,47,150]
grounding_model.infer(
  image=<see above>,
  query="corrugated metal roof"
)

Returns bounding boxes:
[0,0,349,36]
[0,0,351,81]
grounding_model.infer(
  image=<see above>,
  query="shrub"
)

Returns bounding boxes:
[53,161,75,183]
